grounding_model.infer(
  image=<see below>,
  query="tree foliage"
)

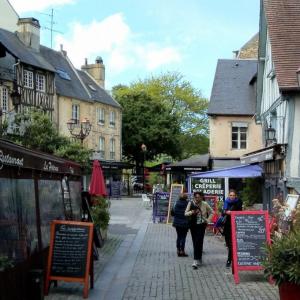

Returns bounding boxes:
[112,89,181,163]
[5,110,92,169]
[113,72,209,160]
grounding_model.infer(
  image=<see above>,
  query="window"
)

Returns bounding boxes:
[110,138,115,160]
[0,86,8,112]
[24,70,34,89]
[56,69,71,81]
[232,122,247,149]
[99,137,105,159]
[96,108,105,125]
[109,111,116,127]
[36,74,45,92]
[72,104,80,124]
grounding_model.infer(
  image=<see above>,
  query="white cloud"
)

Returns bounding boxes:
[9,0,75,14]
[54,13,181,76]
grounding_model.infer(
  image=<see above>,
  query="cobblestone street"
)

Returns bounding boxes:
[46,197,279,300]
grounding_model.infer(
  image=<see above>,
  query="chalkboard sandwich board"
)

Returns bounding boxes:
[167,184,183,224]
[44,220,94,298]
[231,211,271,284]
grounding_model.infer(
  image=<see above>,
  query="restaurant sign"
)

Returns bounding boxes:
[191,177,225,201]
[0,149,24,170]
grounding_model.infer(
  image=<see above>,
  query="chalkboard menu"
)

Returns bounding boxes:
[231,211,271,284]
[111,181,121,199]
[154,192,169,218]
[51,223,89,277]
[167,184,183,224]
[45,220,94,298]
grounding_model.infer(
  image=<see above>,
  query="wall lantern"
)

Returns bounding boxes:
[265,125,277,147]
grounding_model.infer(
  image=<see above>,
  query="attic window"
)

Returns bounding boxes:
[88,84,96,91]
[56,69,71,80]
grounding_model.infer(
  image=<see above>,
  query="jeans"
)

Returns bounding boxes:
[190,223,207,260]
[175,227,188,251]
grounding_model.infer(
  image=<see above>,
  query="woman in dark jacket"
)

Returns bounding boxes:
[222,189,243,268]
[172,194,189,257]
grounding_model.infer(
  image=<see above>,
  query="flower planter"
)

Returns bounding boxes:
[279,282,300,300]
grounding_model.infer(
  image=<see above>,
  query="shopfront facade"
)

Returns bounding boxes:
[0,138,82,300]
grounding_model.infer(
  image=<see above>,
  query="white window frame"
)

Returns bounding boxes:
[232,123,248,150]
[36,73,45,92]
[24,70,34,89]
[96,108,105,125]
[99,136,105,159]
[109,111,116,127]
[72,104,80,124]
[110,138,115,160]
[0,86,9,113]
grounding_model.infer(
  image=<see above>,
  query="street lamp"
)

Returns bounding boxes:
[141,143,147,193]
[265,124,277,147]
[67,118,92,145]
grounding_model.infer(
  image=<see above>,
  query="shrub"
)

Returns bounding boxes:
[90,196,110,230]
[262,230,300,286]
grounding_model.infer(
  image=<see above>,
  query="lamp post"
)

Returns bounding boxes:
[67,118,92,145]
[141,143,147,193]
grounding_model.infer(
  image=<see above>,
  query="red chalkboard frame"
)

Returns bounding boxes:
[44,220,94,298]
[230,210,271,284]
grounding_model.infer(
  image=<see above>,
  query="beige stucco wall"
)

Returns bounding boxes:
[0,0,19,31]
[57,96,122,161]
[209,115,262,158]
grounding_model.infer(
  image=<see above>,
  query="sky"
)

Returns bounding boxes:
[10,0,260,98]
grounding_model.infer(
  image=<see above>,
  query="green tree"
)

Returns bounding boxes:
[5,110,91,169]
[113,72,209,159]
[113,89,181,165]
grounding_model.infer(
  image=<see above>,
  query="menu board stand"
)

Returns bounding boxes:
[44,220,94,298]
[231,211,271,284]
[166,184,183,224]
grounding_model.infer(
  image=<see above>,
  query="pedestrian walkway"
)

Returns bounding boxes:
[46,197,279,300]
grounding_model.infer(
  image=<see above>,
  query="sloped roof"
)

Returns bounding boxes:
[0,28,54,72]
[167,154,210,168]
[263,0,300,90]
[39,46,91,101]
[208,59,257,115]
[77,70,121,108]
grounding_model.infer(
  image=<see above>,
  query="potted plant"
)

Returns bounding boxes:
[262,230,300,300]
[90,196,110,240]
[0,256,14,272]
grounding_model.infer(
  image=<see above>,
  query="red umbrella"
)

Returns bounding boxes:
[89,160,107,197]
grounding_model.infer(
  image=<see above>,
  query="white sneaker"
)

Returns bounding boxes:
[192,261,198,269]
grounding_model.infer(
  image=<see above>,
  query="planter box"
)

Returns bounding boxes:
[279,282,300,300]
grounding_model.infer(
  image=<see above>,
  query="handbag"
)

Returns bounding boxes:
[214,215,227,228]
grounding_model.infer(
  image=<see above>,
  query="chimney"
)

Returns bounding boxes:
[60,44,67,57]
[81,56,105,88]
[17,18,40,51]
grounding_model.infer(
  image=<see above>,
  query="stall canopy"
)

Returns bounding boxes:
[190,164,262,178]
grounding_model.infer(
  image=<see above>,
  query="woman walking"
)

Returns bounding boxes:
[172,194,189,257]
[222,189,243,268]
[185,191,212,269]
